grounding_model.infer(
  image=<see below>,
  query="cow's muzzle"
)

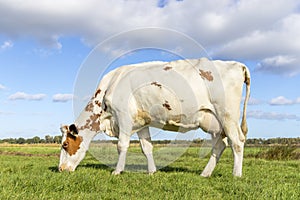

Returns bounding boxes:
[58,164,73,172]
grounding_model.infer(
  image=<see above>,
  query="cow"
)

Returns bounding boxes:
[58,57,251,177]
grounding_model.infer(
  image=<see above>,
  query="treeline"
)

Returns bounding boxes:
[0,135,62,144]
[246,137,300,146]
[93,137,300,146]
[0,136,299,146]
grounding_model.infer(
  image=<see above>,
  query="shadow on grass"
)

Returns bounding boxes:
[158,166,200,174]
[79,163,200,174]
[48,163,112,173]
[79,163,112,171]
[49,166,59,172]
[49,163,203,175]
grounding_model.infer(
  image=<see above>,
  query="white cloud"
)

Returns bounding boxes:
[248,97,263,105]
[0,84,6,90]
[248,110,300,121]
[269,96,294,105]
[241,97,263,105]
[0,40,13,50]
[8,92,46,101]
[0,111,15,115]
[52,93,73,102]
[268,96,300,106]
[212,12,300,76]
[0,0,300,76]
[256,55,299,77]
[244,96,300,106]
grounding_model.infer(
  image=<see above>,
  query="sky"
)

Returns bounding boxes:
[0,0,300,139]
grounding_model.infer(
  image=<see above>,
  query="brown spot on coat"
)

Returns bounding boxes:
[90,119,100,132]
[199,69,214,81]
[151,82,162,88]
[62,133,83,156]
[78,123,88,131]
[95,100,101,107]
[78,113,101,132]
[90,113,99,121]
[163,66,172,71]
[85,100,94,112]
[94,89,101,98]
[162,100,172,111]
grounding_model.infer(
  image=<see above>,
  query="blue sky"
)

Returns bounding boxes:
[0,0,299,139]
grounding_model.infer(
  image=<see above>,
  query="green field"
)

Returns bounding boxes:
[0,144,299,199]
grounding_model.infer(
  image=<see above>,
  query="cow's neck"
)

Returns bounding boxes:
[74,100,101,151]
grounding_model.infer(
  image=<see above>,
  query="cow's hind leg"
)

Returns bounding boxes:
[224,122,245,177]
[137,127,156,174]
[201,133,227,177]
[198,109,226,177]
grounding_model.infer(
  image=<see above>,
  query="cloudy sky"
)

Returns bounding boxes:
[0,0,299,139]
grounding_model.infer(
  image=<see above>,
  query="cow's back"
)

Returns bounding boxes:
[102,58,215,131]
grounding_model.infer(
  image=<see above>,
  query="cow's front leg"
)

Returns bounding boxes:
[137,127,156,174]
[112,133,130,175]
[201,133,227,177]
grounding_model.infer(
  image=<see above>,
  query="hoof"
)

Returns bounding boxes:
[148,170,156,175]
[111,170,121,175]
[200,173,211,178]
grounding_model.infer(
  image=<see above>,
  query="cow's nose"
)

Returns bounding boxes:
[58,165,67,172]
[58,165,73,172]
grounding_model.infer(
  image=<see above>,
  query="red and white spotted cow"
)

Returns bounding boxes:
[59,57,251,177]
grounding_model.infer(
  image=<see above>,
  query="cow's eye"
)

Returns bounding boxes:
[62,141,68,149]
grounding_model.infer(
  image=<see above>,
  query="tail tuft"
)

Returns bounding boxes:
[241,65,251,136]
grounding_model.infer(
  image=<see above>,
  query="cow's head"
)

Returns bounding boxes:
[58,124,86,172]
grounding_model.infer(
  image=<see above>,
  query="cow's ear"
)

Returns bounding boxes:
[60,125,68,135]
[69,124,78,136]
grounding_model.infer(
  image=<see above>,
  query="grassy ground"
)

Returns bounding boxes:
[0,144,299,199]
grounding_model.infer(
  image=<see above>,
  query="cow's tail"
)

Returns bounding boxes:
[241,65,251,136]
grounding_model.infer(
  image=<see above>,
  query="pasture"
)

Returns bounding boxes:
[0,144,299,199]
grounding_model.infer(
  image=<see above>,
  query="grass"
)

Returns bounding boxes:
[0,144,299,199]
[250,145,300,160]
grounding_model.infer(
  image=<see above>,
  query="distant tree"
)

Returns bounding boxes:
[45,135,53,143]
[193,138,203,144]
[33,136,41,144]
[16,137,26,144]
[26,138,34,144]
[2,138,16,144]
[54,136,62,144]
